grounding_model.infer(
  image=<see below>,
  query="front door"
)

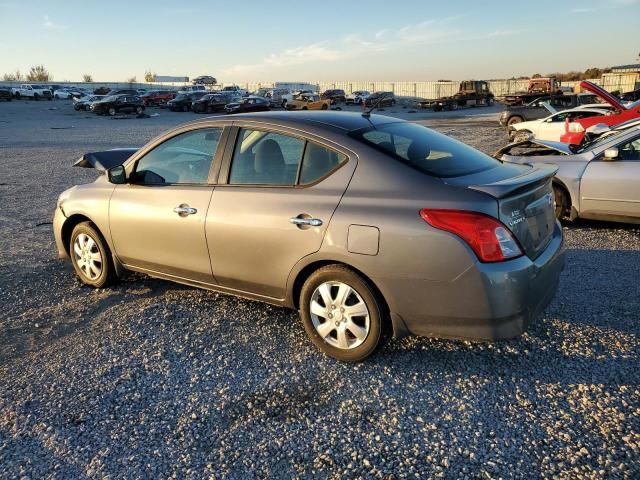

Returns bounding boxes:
[109,127,224,283]
[580,135,640,219]
[206,127,355,299]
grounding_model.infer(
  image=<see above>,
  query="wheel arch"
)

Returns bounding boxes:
[288,259,399,339]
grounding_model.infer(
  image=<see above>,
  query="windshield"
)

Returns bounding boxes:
[349,122,501,178]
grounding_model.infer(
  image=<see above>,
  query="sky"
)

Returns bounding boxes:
[1,0,639,83]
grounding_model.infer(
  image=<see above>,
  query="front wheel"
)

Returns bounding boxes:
[553,184,570,220]
[136,106,144,114]
[108,107,117,116]
[33,94,39,101]
[70,222,117,288]
[300,265,384,362]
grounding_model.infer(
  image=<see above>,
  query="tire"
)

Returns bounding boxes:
[507,116,523,126]
[182,105,189,112]
[512,129,532,142]
[300,265,384,362]
[69,222,117,288]
[553,184,570,220]
[302,106,308,110]
[321,104,328,110]
[281,100,287,108]
[136,106,144,114]
[108,107,117,116]
[33,93,39,101]
[14,92,20,99]
[488,97,494,106]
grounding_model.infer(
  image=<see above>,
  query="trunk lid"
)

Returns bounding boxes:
[445,163,558,259]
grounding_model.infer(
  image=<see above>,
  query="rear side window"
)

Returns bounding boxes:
[349,122,500,178]
[229,128,347,186]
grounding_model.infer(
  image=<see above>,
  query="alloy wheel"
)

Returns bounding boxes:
[309,281,370,349]
[73,233,103,280]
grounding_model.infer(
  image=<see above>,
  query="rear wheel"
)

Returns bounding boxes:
[33,93,39,101]
[300,265,384,362]
[182,105,189,112]
[302,106,308,110]
[321,104,328,110]
[136,106,144,114]
[108,107,117,116]
[553,184,570,220]
[507,116,523,126]
[70,222,116,288]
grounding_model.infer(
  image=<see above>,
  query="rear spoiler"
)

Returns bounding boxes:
[73,148,138,172]
[468,164,558,199]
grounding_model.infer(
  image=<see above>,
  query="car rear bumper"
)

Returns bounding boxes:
[393,221,565,341]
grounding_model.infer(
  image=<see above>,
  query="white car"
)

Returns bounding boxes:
[10,84,52,100]
[508,105,610,142]
[346,90,370,105]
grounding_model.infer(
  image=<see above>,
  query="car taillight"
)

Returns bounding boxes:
[419,209,523,262]
[567,122,584,133]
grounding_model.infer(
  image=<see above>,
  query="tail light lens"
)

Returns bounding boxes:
[420,209,523,263]
[568,122,585,133]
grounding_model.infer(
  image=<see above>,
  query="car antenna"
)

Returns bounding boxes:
[362,93,388,118]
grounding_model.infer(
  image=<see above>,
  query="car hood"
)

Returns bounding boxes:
[74,148,138,172]
[579,81,625,111]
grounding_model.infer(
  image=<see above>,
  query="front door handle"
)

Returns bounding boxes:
[173,205,197,216]
[290,216,323,227]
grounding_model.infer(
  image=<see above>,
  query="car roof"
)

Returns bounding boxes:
[185,111,403,133]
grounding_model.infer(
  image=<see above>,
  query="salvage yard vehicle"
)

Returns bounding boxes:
[419,81,494,111]
[345,90,370,105]
[192,75,217,85]
[253,87,293,108]
[364,91,396,108]
[499,93,600,127]
[53,111,564,362]
[321,89,347,104]
[74,95,105,111]
[192,93,239,113]
[508,106,610,142]
[286,94,331,111]
[167,91,207,112]
[92,95,145,116]
[0,87,11,101]
[220,85,249,97]
[140,90,176,106]
[504,77,564,105]
[11,84,52,100]
[498,123,640,223]
[224,96,270,114]
[560,82,640,146]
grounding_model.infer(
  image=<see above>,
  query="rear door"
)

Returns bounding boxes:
[580,134,640,219]
[206,126,356,299]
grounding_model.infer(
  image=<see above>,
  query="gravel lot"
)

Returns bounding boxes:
[0,99,638,479]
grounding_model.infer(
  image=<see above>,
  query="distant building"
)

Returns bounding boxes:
[602,63,640,93]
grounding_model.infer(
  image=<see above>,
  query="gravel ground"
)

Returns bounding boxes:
[0,100,638,479]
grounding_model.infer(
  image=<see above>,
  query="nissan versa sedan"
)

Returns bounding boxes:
[54,112,565,361]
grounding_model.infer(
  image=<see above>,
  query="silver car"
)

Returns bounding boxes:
[54,112,565,361]
[496,121,640,223]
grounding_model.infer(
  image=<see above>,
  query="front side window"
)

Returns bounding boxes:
[133,128,222,185]
[228,128,347,185]
[618,136,640,161]
[350,122,500,178]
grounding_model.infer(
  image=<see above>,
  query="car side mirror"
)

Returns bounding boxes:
[107,165,127,184]
[603,148,619,161]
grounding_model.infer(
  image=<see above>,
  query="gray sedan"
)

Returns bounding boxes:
[54,112,564,361]
[496,122,640,223]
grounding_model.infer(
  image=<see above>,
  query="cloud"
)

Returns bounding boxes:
[572,0,638,12]
[43,15,66,31]
[222,17,518,78]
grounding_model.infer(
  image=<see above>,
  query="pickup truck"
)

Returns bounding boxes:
[418,80,494,111]
[504,77,563,106]
[11,84,52,100]
[499,93,600,127]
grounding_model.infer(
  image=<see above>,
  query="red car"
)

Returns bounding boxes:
[140,90,176,106]
[560,81,640,145]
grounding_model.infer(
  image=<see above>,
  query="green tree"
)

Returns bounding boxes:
[532,73,542,78]
[82,74,93,83]
[26,65,51,82]
[144,70,155,83]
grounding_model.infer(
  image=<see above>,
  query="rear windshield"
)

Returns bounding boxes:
[349,122,501,178]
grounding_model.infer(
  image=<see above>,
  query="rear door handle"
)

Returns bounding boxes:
[173,205,197,216]
[290,216,323,227]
